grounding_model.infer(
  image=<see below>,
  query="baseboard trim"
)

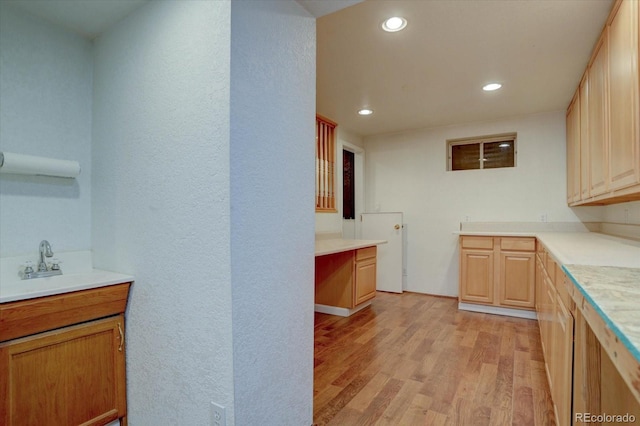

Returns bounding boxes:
[458,302,538,320]
[314,300,372,317]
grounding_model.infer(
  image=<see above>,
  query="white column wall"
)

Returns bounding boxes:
[229,1,316,424]
[92,1,234,424]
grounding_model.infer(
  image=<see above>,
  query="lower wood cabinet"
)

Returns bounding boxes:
[0,282,131,426]
[354,247,377,306]
[459,236,535,310]
[536,246,574,426]
[0,315,127,426]
[315,246,377,310]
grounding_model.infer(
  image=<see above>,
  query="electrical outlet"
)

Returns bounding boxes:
[211,402,226,426]
[540,213,548,223]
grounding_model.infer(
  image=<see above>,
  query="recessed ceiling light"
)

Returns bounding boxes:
[358,109,374,116]
[381,17,407,32]
[483,83,502,91]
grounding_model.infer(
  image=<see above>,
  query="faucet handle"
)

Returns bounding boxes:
[22,260,34,274]
[50,258,62,271]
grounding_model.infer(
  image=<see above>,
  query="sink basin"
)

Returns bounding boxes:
[0,269,134,303]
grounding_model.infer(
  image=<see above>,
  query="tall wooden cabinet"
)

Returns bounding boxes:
[566,0,640,205]
[608,0,640,191]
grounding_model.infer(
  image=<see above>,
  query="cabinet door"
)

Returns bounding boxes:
[580,75,591,200]
[588,32,610,197]
[567,93,582,204]
[460,249,494,304]
[0,316,127,426]
[553,298,574,426]
[499,251,535,309]
[608,0,640,191]
[354,257,377,306]
[535,256,544,315]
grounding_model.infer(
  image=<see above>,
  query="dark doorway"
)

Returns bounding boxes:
[343,150,355,219]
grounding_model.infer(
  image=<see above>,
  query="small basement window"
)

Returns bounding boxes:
[447,133,517,171]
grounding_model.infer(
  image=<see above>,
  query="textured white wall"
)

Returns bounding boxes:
[92,1,235,424]
[229,1,315,425]
[603,201,640,225]
[0,4,93,257]
[364,111,604,296]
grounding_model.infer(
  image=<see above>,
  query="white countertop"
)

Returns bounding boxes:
[0,269,135,303]
[536,232,640,268]
[458,230,640,268]
[315,238,387,257]
[0,250,134,303]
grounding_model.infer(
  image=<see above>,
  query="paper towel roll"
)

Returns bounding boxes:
[0,152,81,178]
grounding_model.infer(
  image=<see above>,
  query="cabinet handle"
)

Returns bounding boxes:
[118,322,124,352]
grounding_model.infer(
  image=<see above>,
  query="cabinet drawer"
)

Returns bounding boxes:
[356,246,377,261]
[461,236,493,250]
[500,237,535,251]
[0,282,131,342]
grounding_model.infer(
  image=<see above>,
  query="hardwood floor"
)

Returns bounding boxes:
[313,292,556,426]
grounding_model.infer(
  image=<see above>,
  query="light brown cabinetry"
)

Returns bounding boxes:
[0,283,131,426]
[571,289,640,424]
[567,0,640,206]
[354,247,377,305]
[459,236,535,310]
[315,246,377,310]
[567,92,581,204]
[609,0,640,191]
[588,31,610,198]
[1,316,127,426]
[535,246,574,426]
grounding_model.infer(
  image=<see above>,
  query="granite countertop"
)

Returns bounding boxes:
[315,238,387,257]
[563,264,640,363]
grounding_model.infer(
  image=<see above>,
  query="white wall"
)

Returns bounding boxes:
[92,1,235,424]
[0,4,93,257]
[229,1,315,424]
[603,201,640,225]
[364,111,603,296]
[315,126,365,234]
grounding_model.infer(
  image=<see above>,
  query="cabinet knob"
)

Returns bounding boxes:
[394,224,400,230]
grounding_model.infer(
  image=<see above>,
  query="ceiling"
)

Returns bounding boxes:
[3,0,149,39]
[317,0,614,137]
[5,0,613,138]
[4,0,358,39]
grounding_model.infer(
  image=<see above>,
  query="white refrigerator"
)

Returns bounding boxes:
[360,212,404,293]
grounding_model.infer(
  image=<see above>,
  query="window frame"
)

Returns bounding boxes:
[316,114,338,212]
[447,133,517,171]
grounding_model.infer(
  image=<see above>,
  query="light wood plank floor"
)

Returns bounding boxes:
[313,292,556,426]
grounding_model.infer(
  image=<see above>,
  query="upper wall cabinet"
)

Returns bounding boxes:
[567,0,640,206]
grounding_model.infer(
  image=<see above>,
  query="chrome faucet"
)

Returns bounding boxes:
[22,240,62,280]
[38,240,53,272]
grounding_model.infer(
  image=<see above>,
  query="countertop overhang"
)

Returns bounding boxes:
[315,238,387,257]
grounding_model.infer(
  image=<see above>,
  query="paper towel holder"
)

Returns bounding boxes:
[0,151,81,179]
